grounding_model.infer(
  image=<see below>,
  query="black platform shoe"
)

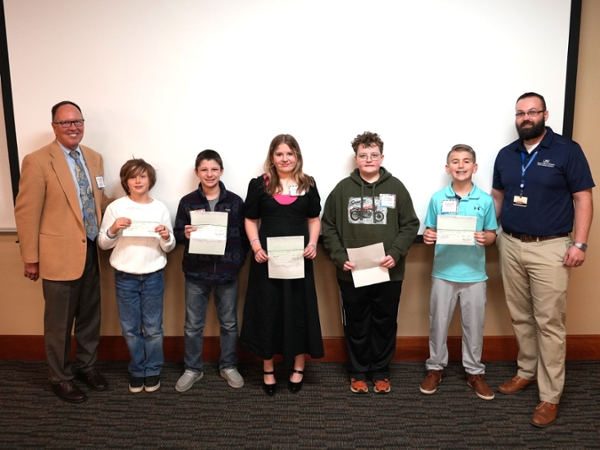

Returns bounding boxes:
[288,369,304,393]
[263,371,277,396]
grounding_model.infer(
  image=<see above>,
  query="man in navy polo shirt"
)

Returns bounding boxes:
[492,92,594,428]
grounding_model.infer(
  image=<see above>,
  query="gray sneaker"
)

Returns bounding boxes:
[175,370,204,392]
[220,368,244,388]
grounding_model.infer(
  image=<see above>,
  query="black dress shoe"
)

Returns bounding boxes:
[76,369,109,391]
[52,380,87,403]
[263,370,277,396]
[288,369,304,393]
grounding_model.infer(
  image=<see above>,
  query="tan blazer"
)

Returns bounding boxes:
[14,141,111,281]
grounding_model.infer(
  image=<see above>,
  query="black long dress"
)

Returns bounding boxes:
[240,176,324,365]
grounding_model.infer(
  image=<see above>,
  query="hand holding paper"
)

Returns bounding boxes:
[267,236,305,279]
[122,210,160,237]
[155,224,170,240]
[189,211,228,255]
[109,217,132,236]
[346,242,390,287]
[436,215,477,246]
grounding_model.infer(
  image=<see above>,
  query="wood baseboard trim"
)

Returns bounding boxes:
[1,334,599,362]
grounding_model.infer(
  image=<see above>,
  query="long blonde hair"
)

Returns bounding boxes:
[263,134,314,196]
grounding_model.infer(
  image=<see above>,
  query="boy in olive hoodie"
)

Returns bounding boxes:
[322,132,419,394]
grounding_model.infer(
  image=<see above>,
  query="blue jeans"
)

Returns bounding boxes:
[114,269,164,377]
[184,279,239,371]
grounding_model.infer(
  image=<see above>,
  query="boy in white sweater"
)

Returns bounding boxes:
[98,159,176,393]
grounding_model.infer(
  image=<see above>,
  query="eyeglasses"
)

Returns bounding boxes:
[515,110,545,118]
[53,119,85,128]
[357,153,381,161]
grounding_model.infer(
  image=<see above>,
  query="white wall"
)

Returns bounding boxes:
[4,0,571,232]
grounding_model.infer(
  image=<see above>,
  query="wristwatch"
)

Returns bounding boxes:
[572,242,588,252]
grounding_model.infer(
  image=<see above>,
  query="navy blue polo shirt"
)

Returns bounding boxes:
[493,127,594,236]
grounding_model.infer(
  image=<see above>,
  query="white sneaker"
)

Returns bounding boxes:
[220,368,244,389]
[175,370,203,392]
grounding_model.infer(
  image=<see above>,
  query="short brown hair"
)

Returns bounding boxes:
[351,132,384,154]
[119,158,157,194]
[446,144,476,164]
[516,92,546,111]
[195,149,223,170]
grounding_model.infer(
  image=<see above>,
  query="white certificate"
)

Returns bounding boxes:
[347,242,390,288]
[436,215,477,246]
[267,236,304,279]
[122,210,160,237]
[189,211,228,255]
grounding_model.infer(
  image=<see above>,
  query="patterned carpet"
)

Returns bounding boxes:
[1,360,599,449]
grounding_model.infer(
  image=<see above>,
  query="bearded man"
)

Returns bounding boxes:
[491,92,594,427]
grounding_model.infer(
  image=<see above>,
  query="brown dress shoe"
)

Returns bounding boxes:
[76,369,109,391]
[51,380,87,404]
[531,401,559,428]
[420,370,442,394]
[467,374,495,400]
[498,375,537,394]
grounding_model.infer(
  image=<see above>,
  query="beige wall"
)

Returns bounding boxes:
[2,0,599,338]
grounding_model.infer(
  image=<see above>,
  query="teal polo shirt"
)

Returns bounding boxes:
[424,183,498,283]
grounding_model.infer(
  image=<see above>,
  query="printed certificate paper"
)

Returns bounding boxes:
[347,242,390,288]
[122,210,160,237]
[189,211,228,255]
[436,215,477,246]
[267,236,304,279]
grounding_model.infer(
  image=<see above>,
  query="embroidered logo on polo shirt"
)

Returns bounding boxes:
[537,159,555,168]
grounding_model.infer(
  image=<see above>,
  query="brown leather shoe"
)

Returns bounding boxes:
[420,370,442,394]
[531,401,559,428]
[498,375,537,394]
[51,380,87,403]
[76,369,109,391]
[467,374,495,400]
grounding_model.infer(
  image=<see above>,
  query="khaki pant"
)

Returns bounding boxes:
[497,232,571,404]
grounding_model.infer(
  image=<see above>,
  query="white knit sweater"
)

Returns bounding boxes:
[98,196,176,274]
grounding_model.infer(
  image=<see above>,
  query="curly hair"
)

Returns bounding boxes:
[351,131,384,154]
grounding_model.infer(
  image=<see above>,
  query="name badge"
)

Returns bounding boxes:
[379,194,396,208]
[441,199,458,214]
[95,176,106,189]
[289,185,305,196]
[513,195,528,207]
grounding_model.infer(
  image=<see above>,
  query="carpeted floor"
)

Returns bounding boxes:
[1,360,599,449]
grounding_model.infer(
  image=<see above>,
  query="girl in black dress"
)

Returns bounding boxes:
[240,134,324,395]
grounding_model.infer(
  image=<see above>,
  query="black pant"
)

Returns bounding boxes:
[338,279,402,380]
[42,239,101,383]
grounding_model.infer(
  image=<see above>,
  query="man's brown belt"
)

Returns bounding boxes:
[504,231,569,243]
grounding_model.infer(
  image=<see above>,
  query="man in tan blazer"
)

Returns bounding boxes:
[15,101,112,403]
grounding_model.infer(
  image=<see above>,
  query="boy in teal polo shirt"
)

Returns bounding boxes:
[419,144,498,400]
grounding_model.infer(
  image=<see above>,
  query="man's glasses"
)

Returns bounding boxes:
[515,110,545,118]
[53,119,85,128]
[357,153,381,161]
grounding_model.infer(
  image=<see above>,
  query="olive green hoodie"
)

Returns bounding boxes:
[322,167,419,283]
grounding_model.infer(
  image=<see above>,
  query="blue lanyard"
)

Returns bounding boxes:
[520,150,538,195]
